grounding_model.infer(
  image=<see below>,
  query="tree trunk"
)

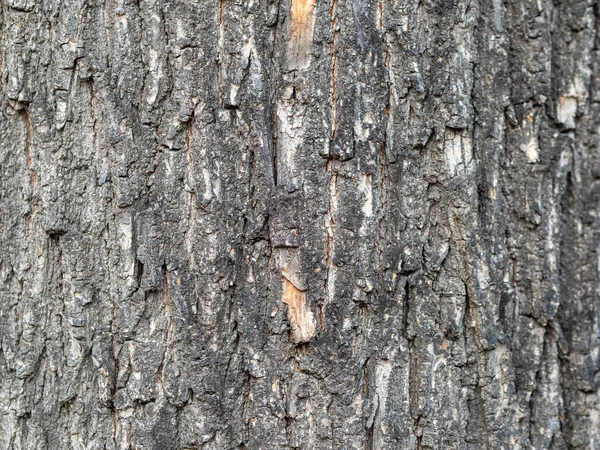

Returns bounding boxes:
[1,0,599,448]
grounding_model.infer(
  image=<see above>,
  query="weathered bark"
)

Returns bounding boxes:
[1,0,599,448]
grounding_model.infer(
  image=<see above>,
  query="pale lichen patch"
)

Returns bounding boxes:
[324,171,338,306]
[557,95,577,129]
[358,173,373,218]
[444,128,473,176]
[523,138,539,163]
[521,111,540,163]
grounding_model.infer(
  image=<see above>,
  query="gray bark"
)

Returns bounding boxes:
[1,0,599,448]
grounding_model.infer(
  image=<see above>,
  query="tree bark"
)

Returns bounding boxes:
[1,0,599,448]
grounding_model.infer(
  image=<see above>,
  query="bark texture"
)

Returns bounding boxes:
[1,0,600,448]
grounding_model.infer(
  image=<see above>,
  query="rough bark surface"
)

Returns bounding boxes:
[1,0,600,448]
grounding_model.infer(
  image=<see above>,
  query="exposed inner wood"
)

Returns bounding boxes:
[281,274,316,344]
